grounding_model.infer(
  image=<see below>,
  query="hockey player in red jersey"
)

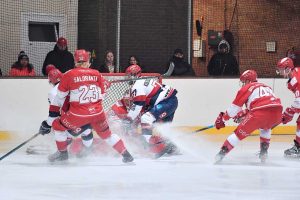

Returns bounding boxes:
[214,70,282,163]
[39,49,134,163]
[124,64,178,158]
[46,64,95,157]
[277,57,300,158]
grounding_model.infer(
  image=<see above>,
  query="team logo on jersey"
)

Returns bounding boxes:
[130,89,137,97]
[159,112,167,119]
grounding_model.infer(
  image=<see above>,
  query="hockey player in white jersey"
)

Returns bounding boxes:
[124,64,178,158]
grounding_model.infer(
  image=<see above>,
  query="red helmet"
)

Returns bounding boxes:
[45,64,56,75]
[277,57,294,70]
[74,49,89,63]
[125,64,142,78]
[240,70,257,83]
[48,68,62,85]
[57,37,67,47]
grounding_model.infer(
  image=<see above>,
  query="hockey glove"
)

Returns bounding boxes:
[39,120,52,135]
[282,107,295,124]
[215,112,225,130]
[233,109,248,124]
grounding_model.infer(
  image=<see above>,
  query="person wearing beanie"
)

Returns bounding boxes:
[42,37,74,75]
[163,48,196,76]
[207,40,240,76]
[9,51,36,76]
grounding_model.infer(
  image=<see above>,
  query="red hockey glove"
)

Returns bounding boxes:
[215,112,225,130]
[282,107,295,124]
[233,109,248,123]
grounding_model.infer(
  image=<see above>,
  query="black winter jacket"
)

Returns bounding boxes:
[42,45,74,75]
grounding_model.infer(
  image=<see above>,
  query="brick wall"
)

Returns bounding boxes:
[193,0,300,77]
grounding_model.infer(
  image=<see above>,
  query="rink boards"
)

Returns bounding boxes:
[0,78,296,141]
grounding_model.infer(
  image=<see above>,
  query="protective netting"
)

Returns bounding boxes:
[0,0,78,76]
[102,73,161,111]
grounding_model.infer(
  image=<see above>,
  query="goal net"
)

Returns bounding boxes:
[102,73,162,112]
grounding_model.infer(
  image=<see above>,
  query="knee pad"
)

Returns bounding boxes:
[54,130,68,142]
[259,129,271,139]
[141,112,156,126]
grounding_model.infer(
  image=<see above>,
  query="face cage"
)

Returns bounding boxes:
[276,68,291,78]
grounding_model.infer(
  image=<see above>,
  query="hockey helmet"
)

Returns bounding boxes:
[240,70,257,86]
[74,49,89,63]
[48,68,63,85]
[125,64,142,78]
[276,57,294,78]
[57,37,67,47]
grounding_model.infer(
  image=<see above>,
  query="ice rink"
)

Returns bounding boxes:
[0,125,300,200]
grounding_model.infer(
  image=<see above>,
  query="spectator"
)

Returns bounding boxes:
[207,40,240,76]
[124,55,143,72]
[42,37,74,75]
[9,51,36,76]
[163,48,195,77]
[92,50,118,73]
[286,48,300,68]
[0,68,2,76]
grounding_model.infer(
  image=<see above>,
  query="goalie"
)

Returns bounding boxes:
[123,64,178,158]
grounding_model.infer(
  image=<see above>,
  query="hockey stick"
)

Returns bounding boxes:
[0,132,40,161]
[110,75,162,84]
[192,125,215,133]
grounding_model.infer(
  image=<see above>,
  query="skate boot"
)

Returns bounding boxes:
[259,142,269,163]
[154,143,173,159]
[76,146,92,158]
[284,140,300,158]
[48,151,68,162]
[215,146,228,164]
[122,150,134,163]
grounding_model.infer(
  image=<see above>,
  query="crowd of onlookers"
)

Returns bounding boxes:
[1,36,298,78]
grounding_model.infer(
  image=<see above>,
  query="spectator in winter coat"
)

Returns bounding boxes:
[207,40,240,76]
[42,37,74,75]
[9,51,36,76]
[163,48,196,77]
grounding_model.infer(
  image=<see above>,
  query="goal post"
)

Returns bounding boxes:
[102,73,162,111]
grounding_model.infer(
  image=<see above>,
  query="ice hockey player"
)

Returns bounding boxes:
[38,49,134,163]
[214,69,282,163]
[123,64,178,158]
[276,57,300,158]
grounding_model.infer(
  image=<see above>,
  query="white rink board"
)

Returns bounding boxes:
[0,78,294,133]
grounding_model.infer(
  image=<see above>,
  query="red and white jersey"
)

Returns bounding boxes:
[225,82,282,119]
[48,84,59,104]
[127,78,176,120]
[50,67,108,117]
[287,68,300,110]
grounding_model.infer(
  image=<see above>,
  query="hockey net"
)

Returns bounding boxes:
[102,73,162,112]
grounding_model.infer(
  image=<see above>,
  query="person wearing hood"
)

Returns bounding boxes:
[9,51,36,76]
[163,48,196,77]
[42,37,74,75]
[207,40,239,76]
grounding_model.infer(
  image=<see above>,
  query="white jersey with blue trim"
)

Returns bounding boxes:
[127,78,176,120]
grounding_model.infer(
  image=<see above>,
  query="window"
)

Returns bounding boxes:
[28,22,59,42]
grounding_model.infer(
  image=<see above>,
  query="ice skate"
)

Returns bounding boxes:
[215,146,228,164]
[154,143,173,159]
[48,151,68,163]
[76,146,92,158]
[122,150,134,163]
[284,140,300,158]
[259,142,269,163]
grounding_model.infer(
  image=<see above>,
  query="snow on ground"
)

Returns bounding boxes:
[0,125,299,200]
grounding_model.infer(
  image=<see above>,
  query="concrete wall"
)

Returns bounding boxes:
[0,78,294,134]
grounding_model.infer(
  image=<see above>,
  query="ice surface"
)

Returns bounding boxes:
[0,125,299,200]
